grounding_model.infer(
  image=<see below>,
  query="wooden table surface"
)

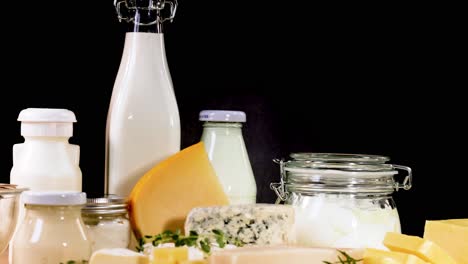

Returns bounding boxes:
[0,248,8,264]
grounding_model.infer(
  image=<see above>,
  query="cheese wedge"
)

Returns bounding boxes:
[424,219,468,264]
[383,232,457,264]
[89,248,149,264]
[207,246,363,264]
[364,248,429,264]
[128,142,229,238]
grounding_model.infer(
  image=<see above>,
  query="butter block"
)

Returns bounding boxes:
[185,204,295,246]
[89,248,149,264]
[383,232,457,264]
[153,247,188,264]
[364,248,429,264]
[207,246,363,264]
[424,219,468,264]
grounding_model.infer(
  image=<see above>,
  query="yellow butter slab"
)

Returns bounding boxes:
[424,219,468,264]
[383,232,457,264]
[364,248,429,264]
[153,247,189,264]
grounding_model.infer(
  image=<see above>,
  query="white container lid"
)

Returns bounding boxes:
[23,191,87,205]
[199,110,246,122]
[17,108,77,137]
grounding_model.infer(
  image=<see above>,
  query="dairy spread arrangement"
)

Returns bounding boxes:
[1,0,466,263]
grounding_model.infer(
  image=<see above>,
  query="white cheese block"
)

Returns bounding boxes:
[184,204,295,246]
[89,248,149,264]
[208,246,363,264]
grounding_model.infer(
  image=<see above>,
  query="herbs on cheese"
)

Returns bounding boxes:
[137,229,238,255]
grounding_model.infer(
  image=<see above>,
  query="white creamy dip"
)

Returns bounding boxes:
[86,219,131,252]
[293,193,401,249]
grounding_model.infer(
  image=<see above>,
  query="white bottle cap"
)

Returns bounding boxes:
[17,108,77,137]
[199,110,246,122]
[23,191,87,206]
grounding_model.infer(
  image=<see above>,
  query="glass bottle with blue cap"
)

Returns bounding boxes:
[199,110,257,204]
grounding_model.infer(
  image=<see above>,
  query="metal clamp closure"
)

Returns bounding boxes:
[270,159,289,203]
[392,164,412,191]
[114,0,178,26]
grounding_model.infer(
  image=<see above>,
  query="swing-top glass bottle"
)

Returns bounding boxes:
[106,0,181,197]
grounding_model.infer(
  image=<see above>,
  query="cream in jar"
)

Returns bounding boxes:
[82,196,131,253]
[11,191,91,264]
[271,153,412,249]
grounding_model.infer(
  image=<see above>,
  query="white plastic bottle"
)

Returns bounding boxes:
[10,108,82,192]
[105,0,181,197]
[9,108,82,263]
[199,110,257,204]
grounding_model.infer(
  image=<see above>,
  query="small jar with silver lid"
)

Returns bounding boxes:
[271,153,412,249]
[82,195,130,252]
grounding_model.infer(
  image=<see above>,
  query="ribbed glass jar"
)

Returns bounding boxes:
[271,153,412,249]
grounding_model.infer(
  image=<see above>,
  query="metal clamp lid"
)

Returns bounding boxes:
[114,0,178,26]
[270,154,413,202]
[392,164,412,191]
[270,159,289,203]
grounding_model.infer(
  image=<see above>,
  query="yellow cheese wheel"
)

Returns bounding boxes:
[128,142,229,238]
[383,232,457,264]
[424,219,468,264]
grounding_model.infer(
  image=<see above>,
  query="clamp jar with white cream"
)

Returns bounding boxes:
[271,153,412,249]
[11,191,91,264]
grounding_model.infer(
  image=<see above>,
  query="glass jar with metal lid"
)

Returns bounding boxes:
[271,153,412,249]
[82,195,130,253]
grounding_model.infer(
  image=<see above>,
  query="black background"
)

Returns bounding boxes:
[0,1,465,238]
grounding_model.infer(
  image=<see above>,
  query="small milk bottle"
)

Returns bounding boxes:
[199,110,257,204]
[9,108,82,261]
[105,0,181,197]
[10,108,82,192]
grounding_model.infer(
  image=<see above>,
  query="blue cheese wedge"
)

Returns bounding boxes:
[184,204,295,246]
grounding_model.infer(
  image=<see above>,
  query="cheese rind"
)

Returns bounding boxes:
[128,142,229,238]
[89,248,149,264]
[364,248,429,264]
[423,219,468,264]
[185,204,295,246]
[207,246,363,264]
[383,232,457,264]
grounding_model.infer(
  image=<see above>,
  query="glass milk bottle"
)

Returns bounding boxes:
[199,110,257,204]
[11,192,91,264]
[105,0,181,197]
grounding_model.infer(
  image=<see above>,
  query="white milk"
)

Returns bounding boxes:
[199,111,257,204]
[105,32,180,197]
